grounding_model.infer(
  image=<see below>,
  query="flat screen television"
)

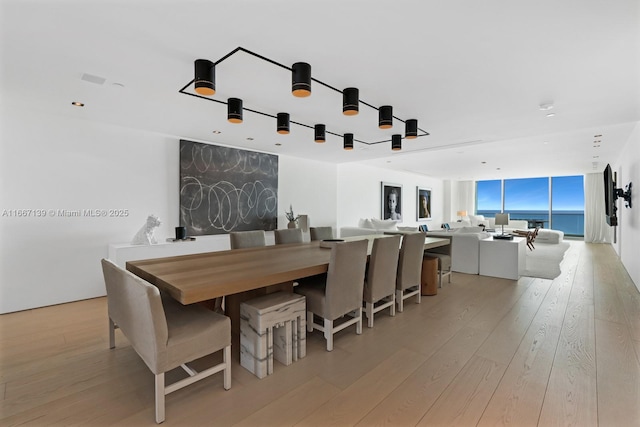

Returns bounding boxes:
[604,163,618,226]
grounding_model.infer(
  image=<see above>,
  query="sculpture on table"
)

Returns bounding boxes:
[131,214,161,245]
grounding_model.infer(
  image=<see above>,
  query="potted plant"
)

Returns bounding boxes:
[285,204,299,229]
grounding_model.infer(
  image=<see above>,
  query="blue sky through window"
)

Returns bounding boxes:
[505,178,549,211]
[477,176,584,212]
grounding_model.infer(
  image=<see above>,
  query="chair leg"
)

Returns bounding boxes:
[307,311,314,332]
[109,318,116,349]
[366,302,374,328]
[155,373,165,424]
[416,289,421,304]
[355,307,362,335]
[390,294,396,317]
[396,289,404,312]
[324,318,334,351]
[223,345,231,390]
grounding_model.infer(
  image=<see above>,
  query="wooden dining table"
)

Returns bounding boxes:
[126,234,449,357]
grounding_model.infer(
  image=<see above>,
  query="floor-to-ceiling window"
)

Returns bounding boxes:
[504,177,550,227]
[476,180,502,216]
[551,176,585,236]
[476,175,584,237]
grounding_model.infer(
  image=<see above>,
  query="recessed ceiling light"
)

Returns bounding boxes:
[212,130,221,134]
[246,137,254,141]
[594,134,602,137]
[593,155,599,158]
[481,161,487,164]
[496,167,501,170]
[275,143,282,146]
[546,112,555,118]
[71,101,84,107]
[539,103,554,111]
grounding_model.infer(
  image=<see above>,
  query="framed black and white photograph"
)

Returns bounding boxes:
[417,187,432,220]
[381,182,403,221]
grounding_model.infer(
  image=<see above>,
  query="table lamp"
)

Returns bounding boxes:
[457,210,467,221]
[493,213,513,240]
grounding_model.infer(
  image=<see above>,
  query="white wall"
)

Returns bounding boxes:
[613,121,640,292]
[336,163,444,230]
[0,108,337,313]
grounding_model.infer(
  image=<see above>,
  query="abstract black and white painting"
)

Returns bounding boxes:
[179,140,278,235]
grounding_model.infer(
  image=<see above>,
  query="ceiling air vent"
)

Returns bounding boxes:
[81,73,106,85]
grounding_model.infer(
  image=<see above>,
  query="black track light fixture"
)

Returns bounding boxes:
[343,87,359,116]
[314,124,326,143]
[344,133,354,150]
[194,59,215,96]
[291,62,311,97]
[277,113,290,134]
[379,105,393,129]
[405,119,418,139]
[227,98,243,123]
[392,134,402,151]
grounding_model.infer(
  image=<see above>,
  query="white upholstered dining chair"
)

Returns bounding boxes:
[309,226,334,241]
[230,230,267,249]
[101,259,231,424]
[363,235,401,327]
[294,239,368,351]
[274,228,304,244]
[396,232,424,312]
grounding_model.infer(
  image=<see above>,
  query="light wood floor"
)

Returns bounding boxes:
[1,241,639,426]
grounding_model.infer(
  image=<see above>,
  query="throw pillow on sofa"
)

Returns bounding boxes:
[370,218,399,230]
[358,218,374,229]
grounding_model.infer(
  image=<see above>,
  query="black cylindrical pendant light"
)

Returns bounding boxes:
[344,133,354,150]
[291,62,311,97]
[194,59,215,96]
[314,124,326,143]
[343,87,359,116]
[277,113,290,134]
[227,98,243,123]
[392,134,402,151]
[379,105,393,129]
[405,119,418,139]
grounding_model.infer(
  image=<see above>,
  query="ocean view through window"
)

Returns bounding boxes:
[476,176,584,237]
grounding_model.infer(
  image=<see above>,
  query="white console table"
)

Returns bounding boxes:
[479,236,526,280]
[108,236,230,268]
[108,232,280,268]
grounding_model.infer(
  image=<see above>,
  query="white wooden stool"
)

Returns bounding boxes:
[240,292,306,379]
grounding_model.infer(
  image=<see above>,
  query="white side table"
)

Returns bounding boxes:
[479,236,526,280]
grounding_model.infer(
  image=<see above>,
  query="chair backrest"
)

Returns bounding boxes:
[310,226,334,241]
[396,232,425,291]
[324,239,368,320]
[101,258,167,372]
[364,235,401,303]
[230,230,266,249]
[274,228,304,245]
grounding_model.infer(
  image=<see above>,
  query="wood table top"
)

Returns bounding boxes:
[126,234,449,305]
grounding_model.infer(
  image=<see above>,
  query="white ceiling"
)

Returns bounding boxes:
[1,0,639,181]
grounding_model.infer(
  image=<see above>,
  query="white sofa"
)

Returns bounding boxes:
[427,227,490,274]
[444,215,528,233]
[340,218,417,238]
